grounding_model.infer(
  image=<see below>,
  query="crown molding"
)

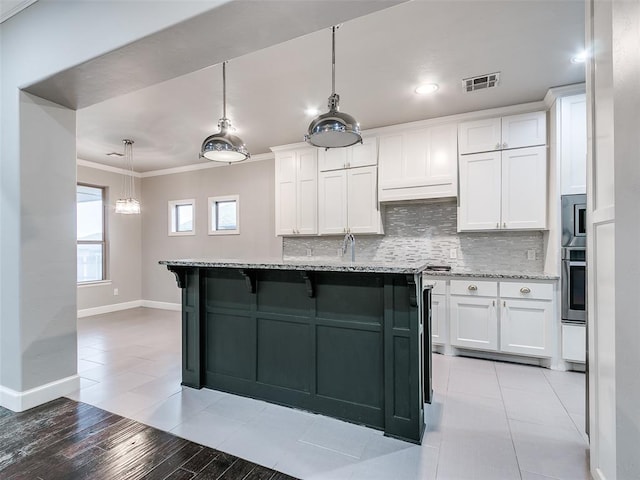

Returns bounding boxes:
[77,158,142,178]
[544,83,586,108]
[0,0,38,24]
[140,152,274,178]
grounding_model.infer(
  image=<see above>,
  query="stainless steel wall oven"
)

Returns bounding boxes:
[561,194,587,324]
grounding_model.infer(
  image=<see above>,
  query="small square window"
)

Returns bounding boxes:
[209,195,239,235]
[168,199,195,236]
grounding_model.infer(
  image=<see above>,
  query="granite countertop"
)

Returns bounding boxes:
[159,258,429,275]
[421,270,559,280]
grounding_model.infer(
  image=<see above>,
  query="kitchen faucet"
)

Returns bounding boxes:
[342,231,356,262]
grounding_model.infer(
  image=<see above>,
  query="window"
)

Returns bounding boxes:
[208,195,239,235]
[168,199,195,236]
[77,184,106,283]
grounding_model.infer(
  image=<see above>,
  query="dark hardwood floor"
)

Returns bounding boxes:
[0,398,298,480]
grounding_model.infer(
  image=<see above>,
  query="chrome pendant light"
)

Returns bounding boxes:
[305,25,362,149]
[200,61,250,163]
[115,139,141,215]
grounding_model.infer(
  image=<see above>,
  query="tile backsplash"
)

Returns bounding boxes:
[283,200,545,274]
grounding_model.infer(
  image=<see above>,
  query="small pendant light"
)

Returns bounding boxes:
[115,139,141,215]
[200,61,250,163]
[305,25,362,149]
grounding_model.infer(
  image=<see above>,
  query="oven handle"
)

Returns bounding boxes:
[568,261,586,267]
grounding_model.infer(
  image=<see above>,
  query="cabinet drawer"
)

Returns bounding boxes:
[500,281,553,300]
[424,279,446,295]
[450,279,497,297]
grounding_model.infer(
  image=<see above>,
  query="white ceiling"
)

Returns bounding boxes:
[74,0,586,173]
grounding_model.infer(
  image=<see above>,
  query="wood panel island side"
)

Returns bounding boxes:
[161,258,432,444]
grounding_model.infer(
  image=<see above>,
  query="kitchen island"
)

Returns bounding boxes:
[161,258,431,444]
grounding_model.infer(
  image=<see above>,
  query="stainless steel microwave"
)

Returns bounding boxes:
[561,194,586,248]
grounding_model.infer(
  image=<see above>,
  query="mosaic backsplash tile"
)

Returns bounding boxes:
[283,200,545,274]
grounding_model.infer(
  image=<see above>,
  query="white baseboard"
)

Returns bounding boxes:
[593,468,607,480]
[141,300,181,311]
[0,374,80,412]
[77,300,142,318]
[78,299,181,318]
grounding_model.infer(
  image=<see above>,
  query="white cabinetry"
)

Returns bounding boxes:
[450,280,499,351]
[429,280,447,345]
[458,146,546,231]
[560,94,587,195]
[458,111,546,154]
[562,324,586,362]
[378,123,458,201]
[318,136,378,171]
[274,146,318,236]
[446,278,555,358]
[318,165,382,234]
[500,282,554,357]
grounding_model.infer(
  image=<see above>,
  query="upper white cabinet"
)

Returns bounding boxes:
[560,94,587,195]
[458,111,546,154]
[378,123,458,202]
[458,146,547,231]
[318,165,382,234]
[318,136,378,171]
[273,146,318,236]
[458,110,547,232]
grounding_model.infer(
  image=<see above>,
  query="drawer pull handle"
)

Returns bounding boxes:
[468,285,478,291]
[520,287,531,294]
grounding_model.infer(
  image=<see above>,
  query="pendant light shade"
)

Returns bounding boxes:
[305,26,362,149]
[200,61,250,163]
[115,139,141,215]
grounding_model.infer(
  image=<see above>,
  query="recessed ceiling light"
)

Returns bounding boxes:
[305,108,320,116]
[415,83,439,95]
[571,50,588,63]
[106,152,124,157]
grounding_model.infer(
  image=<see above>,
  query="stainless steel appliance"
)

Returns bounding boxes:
[561,194,587,248]
[562,247,586,323]
[561,194,587,324]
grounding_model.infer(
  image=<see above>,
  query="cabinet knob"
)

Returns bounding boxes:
[492,300,495,306]
[520,287,531,294]
[495,143,501,149]
[502,142,508,149]
[468,285,478,291]
[503,300,506,307]
[503,222,506,228]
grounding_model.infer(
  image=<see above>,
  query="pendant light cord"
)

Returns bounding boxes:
[331,26,336,96]
[222,61,227,120]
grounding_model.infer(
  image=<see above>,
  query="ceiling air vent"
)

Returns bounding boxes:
[463,72,500,92]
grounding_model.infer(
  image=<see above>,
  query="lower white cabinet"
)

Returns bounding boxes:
[431,294,447,345]
[444,278,556,358]
[450,280,499,351]
[562,323,586,362]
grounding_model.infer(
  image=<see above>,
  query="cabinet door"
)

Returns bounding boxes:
[562,324,586,362]
[350,136,378,168]
[501,111,546,150]
[501,146,547,229]
[318,170,348,234]
[560,94,587,195]
[458,117,501,154]
[500,298,552,357]
[318,147,348,171]
[431,294,447,346]
[427,123,458,189]
[347,166,381,234]
[274,151,298,235]
[296,148,318,235]
[458,151,502,231]
[450,295,498,351]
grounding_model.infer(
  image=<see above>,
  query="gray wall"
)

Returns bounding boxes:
[284,200,545,274]
[77,165,142,311]
[141,160,282,304]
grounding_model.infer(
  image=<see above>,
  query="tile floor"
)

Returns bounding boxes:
[68,307,590,480]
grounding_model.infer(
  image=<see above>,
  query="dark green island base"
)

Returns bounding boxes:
[162,260,432,444]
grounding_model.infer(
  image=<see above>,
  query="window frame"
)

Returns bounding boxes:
[208,195,240,235]
[168,198,196,236]
[77,183,108,284]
